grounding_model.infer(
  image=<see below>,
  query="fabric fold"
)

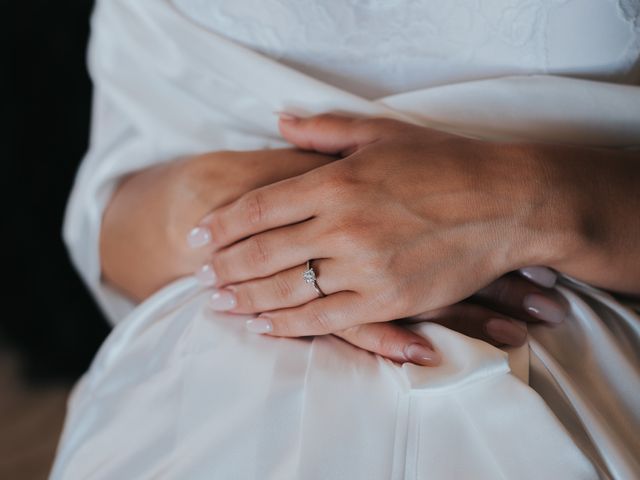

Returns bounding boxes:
[54,0,639,478]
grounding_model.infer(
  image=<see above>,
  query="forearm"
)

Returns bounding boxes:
[99,159,204,303]
[99,149,335,302]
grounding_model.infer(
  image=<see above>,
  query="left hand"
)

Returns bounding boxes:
[199,114,569,344]
[331,268,567,366]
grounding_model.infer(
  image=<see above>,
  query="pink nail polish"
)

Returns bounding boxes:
[187,226,211,248]
[404,343,441,366]
[208,290,237,311]
[246,316,273,334]
[519,266,557,288]
[523,293,567,323]
[485,318,527,346]
[195,264,217,286]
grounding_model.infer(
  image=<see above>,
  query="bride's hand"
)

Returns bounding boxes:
[100,148,335,301]
[192,114,582,363]
[195,250,566,365]
[336,268,568,366]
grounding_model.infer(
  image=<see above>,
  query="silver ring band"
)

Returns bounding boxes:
[303,260,326,298]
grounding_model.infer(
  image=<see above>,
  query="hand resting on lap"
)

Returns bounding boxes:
[191,113,640,363]
[100,148,335,301]
[100,142,568,366]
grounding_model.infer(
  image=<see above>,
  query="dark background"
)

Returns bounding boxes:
[6,0,110,383]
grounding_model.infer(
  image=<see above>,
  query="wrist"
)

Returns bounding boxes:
[515,143,640,293]
[100,159,196,301]
[500,143,596,271]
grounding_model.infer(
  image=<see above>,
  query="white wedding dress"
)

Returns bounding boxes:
[51,0,640,478]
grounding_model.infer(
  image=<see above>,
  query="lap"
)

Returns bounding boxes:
[50,278,609,479]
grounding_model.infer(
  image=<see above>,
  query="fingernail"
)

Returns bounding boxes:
[485,318,527,346]
[187,226,211,248]
[520,266,557,288]
[208,289,237,311]
[246,316,273,334]
[523,293,567,323]
[195,264,217,286]
[404,343,441,366]
[275,111,299,122]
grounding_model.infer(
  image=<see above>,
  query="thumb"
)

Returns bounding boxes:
[277,113,389,156]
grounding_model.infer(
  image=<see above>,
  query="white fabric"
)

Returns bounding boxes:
[174,0,640,98]
[53,0,640,478]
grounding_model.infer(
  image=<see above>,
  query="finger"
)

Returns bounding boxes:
[333,323,441,366]
[278,113,402,156]
[217,260,346,314]
[408,303,528,347]
[203,174,319,249]
[474,273,569,324]
[211,220,319,286]
[518,266,557,288]
[244,291,372,337]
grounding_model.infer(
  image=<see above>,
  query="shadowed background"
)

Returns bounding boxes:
[4,1,110,477]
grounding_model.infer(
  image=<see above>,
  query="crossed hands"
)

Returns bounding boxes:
[185,113,568,366]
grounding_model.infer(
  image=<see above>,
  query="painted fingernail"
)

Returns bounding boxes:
[523,293,567,323]
[485,318,527,346]
[404,343,441,366]
[246,316,273,334]
[195,264,217,286]
[520,266,557,288]
[208,289,237,311]
[187,226,211,248]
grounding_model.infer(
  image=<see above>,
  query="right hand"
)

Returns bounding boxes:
[99,148,335,301]
[103,148,567,367]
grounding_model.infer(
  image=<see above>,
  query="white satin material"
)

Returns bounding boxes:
[53,0,640,478]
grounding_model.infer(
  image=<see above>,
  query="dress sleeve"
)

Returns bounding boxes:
[61,2,179,327]
[61,0,288,327]
[62,84,147,326]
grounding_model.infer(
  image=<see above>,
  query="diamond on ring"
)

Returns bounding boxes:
[303,260,326,297]
[303,267,317,284]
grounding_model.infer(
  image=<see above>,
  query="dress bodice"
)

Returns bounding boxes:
[173,0,640,98]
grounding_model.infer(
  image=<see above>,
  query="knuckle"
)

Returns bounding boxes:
[321,167,360,198]
[207,212,228,243]
[320,172,348,197]
[273,273,295,301]
[335,324,361,341]
[234,285,257,312]
[332,220,368,250]
[247,235,270,266]
[386,284,414,315]
[361,250,390,276]
[307,307,334,333]
[243,191,267,227]
[268,314,296,337]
